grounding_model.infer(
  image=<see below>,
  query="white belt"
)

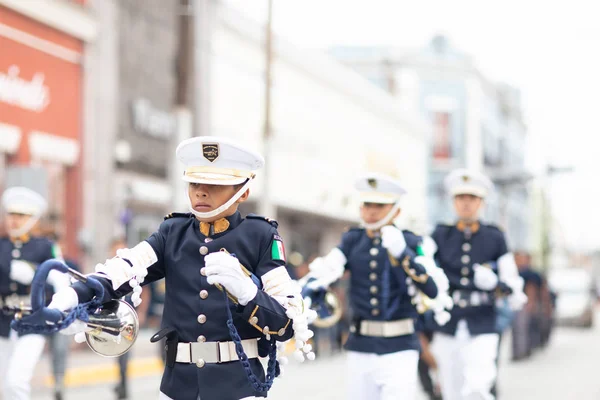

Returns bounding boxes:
[357,318,415,337]
[176,339,259,364]
[0,295,30,308]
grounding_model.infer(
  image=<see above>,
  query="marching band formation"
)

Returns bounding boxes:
[0,136,528,400]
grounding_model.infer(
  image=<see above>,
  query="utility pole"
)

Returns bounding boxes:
[170,0,194,211]
[259,0,276,218]
[540,165,574,270]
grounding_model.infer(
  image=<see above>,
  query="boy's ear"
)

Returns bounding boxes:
[236,189,250,204]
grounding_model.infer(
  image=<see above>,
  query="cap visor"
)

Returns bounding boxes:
[182,173,247,186]
[451,185,487,198]
[359,193,399,204]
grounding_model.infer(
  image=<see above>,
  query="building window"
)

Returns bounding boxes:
[432,111,451,161]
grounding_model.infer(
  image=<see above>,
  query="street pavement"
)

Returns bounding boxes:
[28,312,600,400]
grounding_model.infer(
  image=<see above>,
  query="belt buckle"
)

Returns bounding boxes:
[471,292,481,306]
[190,342,220,364]
[5,295,29,309]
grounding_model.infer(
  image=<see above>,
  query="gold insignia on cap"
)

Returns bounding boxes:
[202,143,219,162]
[367,178,378,188]
[462,175,470,182]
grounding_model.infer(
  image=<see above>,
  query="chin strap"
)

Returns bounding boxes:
[8,213,40,238]
[360,201,401,231]
[187,179,254,219]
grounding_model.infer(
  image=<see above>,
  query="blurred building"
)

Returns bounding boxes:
[82,0,180,266]
[330,35,530,247]
[13,0,429,268]
[193,3,430,257]
[0,0,96,258]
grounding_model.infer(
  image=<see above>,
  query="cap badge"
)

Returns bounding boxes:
[202,143,219,162]
[367,178,378,189]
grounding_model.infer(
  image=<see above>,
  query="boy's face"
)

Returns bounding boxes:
[360,202,395,224]
[188,183,249,222]
[453,194,482,220]
[4,213,32,234]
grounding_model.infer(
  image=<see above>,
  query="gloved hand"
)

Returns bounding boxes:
[473,264,499,291]
[305,248,346,289]
[203,252,258,306]
[381,225,407,258]
[48,287,79,312]
[433,309,452,326]
[508,291,528,311]
[9,260,35,285]
[95,258,136,291]
[47,287,92,338]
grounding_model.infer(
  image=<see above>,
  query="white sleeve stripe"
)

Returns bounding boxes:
[498,252,521,286]
[325,247,347,267]
[131,241,158,267]
[421,236,438,257]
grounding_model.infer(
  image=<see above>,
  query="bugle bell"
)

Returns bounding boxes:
[9,299,139,357]
[84,299,139,357]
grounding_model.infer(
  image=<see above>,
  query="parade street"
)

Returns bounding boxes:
[31,311,600,400]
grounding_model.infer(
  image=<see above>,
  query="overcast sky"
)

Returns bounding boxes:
[225,0,600,252]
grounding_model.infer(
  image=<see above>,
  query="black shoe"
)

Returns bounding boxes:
[54,391,64,400]
[114,383,128,399]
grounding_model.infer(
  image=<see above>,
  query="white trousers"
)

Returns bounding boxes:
[431,320,499,400]
[0,331,47,400]
[346,349,419,400]
[158,393,258,400]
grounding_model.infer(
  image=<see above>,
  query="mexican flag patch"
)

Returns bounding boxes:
[51,244,63,260]
[271,235,286,261]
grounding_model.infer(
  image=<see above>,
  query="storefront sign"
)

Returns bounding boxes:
[0,64,50,112]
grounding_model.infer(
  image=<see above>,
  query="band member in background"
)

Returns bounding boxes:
[305,173,451,400]
[429,169,527,400]
[0,187,69,400]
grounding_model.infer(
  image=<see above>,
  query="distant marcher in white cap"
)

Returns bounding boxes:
[47,136,314,400]
[0,186,69,400]
[304,172,451,400]
[428,168,527,400]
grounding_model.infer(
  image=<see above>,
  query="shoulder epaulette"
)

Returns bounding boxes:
[246,213,278,228]
[402,229,422,251]
[164,212,193,220]
[344,226,362,233]
[483,223,504,232]
[434,223,453,231]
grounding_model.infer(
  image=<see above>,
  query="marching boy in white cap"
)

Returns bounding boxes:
[305,173,452,400]
[429,168,527,400]
[0,187,69,400]
[48,136,313,400]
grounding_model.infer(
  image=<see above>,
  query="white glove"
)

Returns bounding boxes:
[60,320,93,337]
[47,287,93,337]
[95,258,135,291]
[381,226,407,258]
[48,287,79,312]
[203,252,258,306]
[47,270,70,291]
[508,290,528,311]
[434,309,452,326]
[9,260,35,285]
[473,264,499,291]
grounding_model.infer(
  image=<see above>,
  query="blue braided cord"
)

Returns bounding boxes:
[11,298,102,335]
[223,290,279,393]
